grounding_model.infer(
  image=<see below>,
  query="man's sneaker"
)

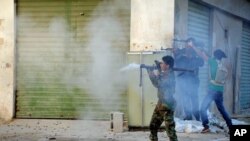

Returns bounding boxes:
[201,127,210,133]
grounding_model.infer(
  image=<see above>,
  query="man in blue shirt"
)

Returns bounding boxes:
[174,37,204,121]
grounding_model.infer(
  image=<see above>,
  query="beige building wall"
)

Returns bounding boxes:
[130,0,175,51]
[0,0,15,121]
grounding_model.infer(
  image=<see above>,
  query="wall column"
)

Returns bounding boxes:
[0,0,15,121]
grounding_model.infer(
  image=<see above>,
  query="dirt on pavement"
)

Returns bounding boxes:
[0,119,230,141]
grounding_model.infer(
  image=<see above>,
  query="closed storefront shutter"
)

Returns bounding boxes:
[16,0,130,119]
[187,0,211,100]
[239,22,250,113]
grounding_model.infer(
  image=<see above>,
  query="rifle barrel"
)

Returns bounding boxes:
[173,67,194,72]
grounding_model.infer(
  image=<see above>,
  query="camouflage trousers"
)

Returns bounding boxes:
[149,103,178,141]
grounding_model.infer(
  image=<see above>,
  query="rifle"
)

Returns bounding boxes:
[140,60,195,73]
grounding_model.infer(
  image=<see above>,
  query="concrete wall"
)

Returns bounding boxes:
[130,0,175,51]
[174,0,188,39]
[202,0,250,21]
[0,0,15,121]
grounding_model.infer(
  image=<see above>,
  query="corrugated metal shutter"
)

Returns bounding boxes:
[187,0,210,100]
[239,22,250,112]
[16,0,130,119]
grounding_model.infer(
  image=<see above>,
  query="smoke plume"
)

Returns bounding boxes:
[17,0,130,119]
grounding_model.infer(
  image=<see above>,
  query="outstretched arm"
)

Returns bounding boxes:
[192,46,209,62]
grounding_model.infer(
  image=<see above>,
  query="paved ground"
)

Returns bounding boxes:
[0,119,230,141]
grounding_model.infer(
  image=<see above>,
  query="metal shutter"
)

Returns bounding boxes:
[16,0,130,119]
[239,22,250,113]
[187,0,211,100]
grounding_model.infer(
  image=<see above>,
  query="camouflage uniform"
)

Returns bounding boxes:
[147,68,178,141]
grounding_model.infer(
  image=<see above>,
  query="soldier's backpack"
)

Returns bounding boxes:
[210,60,228,86]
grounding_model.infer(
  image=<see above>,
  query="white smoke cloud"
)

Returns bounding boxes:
[17,0,130,120]
[82,0,129,115]
[120,63,141,72]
